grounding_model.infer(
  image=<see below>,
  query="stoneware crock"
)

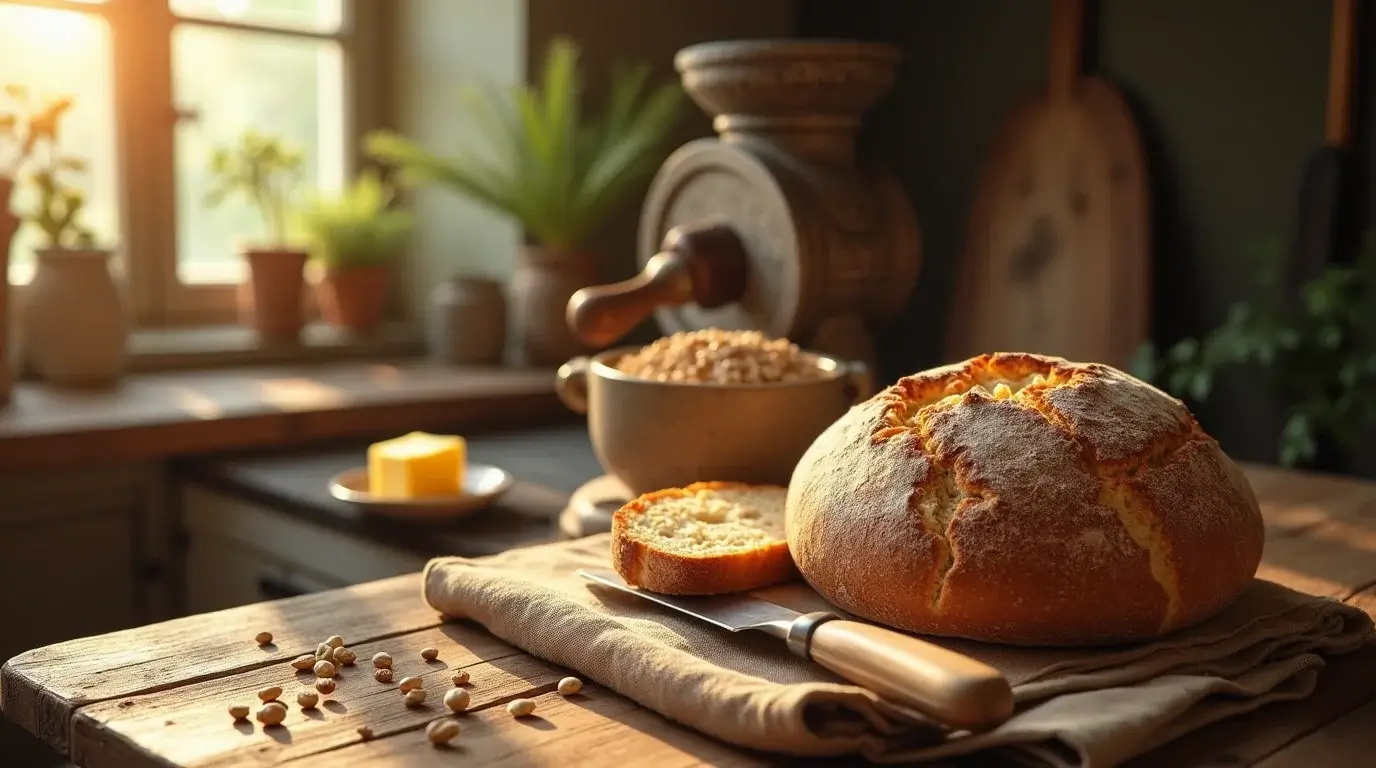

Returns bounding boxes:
[556,346,872,495]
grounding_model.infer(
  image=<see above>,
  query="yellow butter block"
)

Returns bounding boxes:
[367,432,466,499]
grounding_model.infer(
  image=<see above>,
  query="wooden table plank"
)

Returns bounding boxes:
[1254,695,1376,768]
[308,683,770,768]
[69,624,565,768]
[1,573,439,753]
[7,461,1376,768]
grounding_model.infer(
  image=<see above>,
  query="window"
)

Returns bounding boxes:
[1,0,387,326]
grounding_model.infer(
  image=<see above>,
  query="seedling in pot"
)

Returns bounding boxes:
[2,89,95,248]
[204,129,305,248]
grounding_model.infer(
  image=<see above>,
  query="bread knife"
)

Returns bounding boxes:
[577,569,1014,731]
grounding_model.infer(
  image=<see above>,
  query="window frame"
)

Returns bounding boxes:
[4,0,390,328]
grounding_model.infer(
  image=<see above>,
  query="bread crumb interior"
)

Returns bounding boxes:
[623,487,785,556]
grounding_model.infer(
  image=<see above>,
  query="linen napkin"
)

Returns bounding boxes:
[422,535,1373,767]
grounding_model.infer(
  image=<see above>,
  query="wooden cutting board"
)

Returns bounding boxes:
[948,0,1150,368]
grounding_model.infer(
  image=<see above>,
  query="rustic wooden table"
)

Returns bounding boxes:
[4,463,1376,767]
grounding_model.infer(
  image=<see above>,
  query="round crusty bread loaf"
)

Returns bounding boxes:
[785,352,1264,647]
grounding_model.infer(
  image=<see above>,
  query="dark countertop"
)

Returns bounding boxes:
[173,423,603,559]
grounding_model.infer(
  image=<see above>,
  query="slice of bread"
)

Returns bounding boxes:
[611,481,797,595]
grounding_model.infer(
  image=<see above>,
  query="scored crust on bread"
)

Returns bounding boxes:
[612,481,797,595]
[785,352,1265,647]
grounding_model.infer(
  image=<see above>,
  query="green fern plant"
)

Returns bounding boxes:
[365,36,686,251]
[1132,236,1376,467]
[1,88,94,248]
[204,130,305,246]
[296,170,414,272]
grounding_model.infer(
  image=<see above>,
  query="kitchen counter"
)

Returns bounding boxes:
[174,424,603,560]
[6,462,1376,767]
[0,361,569,471]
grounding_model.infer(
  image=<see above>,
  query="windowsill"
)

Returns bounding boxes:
[9,320,426,379]
[125,321,426,373]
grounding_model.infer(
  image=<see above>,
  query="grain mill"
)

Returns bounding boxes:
[558,39,923,537]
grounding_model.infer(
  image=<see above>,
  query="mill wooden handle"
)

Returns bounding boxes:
[565,251,694,348]
[807,620,1014,731]
[1326,0,1359,147]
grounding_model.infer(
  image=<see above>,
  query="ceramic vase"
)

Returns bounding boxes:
[241,246,308,342]
[316,265,389,334]
[21,247,128,387]
[428,276,507,365]
[508,246,597,366]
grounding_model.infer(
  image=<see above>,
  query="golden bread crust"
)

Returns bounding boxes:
[785,352,1264,646]
[612,481,797,596]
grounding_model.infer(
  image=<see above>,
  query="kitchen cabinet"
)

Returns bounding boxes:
[181,483,427,613]
[0,462,170,768]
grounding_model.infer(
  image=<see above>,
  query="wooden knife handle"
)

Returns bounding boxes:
[806,619,1014,731]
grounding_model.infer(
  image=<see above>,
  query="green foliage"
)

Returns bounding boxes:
[365,36,686,251]
[1132,236,1376,467]
[204,130,305,245]
[295,169,414,271]
[1,87,94,247]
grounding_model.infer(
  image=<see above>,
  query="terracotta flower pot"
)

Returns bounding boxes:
[509,246,598,366]
[240,246,308,341]
[316,265,389,333]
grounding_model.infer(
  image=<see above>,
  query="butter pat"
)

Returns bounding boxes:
[367,432,466,499]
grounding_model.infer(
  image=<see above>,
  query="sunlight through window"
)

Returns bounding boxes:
[0,4,118,285]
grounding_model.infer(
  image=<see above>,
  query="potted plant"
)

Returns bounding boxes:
[1133,236,1376,470]
[296,169,414,334]
[0,84,58,402]
[204,130,308,341]
[11,93,127,387]
[366,36,686,366]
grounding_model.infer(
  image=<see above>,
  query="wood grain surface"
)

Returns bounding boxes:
[5,462,1376,768]
[948,0,1150,370]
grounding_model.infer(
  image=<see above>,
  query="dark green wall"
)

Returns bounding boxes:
[798,0,1368,471]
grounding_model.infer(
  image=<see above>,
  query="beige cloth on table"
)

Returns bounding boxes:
[421,535,1373,768]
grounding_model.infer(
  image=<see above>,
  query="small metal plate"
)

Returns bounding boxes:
[328,464,514,522]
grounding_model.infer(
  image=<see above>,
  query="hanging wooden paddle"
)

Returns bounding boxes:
[1287,0,1360,304]
[947,0,1151,368]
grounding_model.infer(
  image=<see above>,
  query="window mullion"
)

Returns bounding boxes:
[109,0,178,327]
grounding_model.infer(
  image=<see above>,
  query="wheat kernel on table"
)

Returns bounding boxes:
[420,647,439,661]
[372,652,393,669]
[398,676,422,693]
[451,670,470,686]
[256,686,282,703]
[426,719,460,745]
[315,678,336,695]
[254,631,273,646]
[325,635,345,648]
[507,698,536,717]
[404,688,427,706]
[443,687,470,712]
[557,676,583,696]
[314,660,337,678]
[228,704,250,721]
[291,654,316,670]
[374,668,394,683]
[297,690,319,709]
